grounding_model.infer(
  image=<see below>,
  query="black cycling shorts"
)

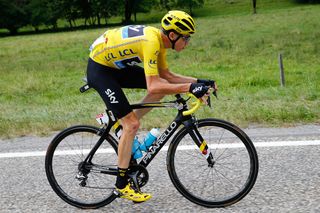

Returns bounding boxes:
[86,58,147,119]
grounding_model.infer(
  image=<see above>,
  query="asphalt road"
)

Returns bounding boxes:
[0,124,320,213]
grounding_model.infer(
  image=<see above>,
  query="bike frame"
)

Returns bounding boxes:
[139,106,192,167]
[81,94,213,175]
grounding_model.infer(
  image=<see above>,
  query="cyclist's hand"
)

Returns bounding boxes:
[201,88,213,105]
[197,79,218,97]
[189,83,210,99]
[197,79,215,87]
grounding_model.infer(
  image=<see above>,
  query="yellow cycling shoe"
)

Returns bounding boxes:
[116,184,152,203]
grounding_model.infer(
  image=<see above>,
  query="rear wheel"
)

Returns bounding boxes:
[45,125,118,209]
[167,119,259,207]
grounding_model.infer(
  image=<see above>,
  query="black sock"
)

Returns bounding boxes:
[115,167,128,189]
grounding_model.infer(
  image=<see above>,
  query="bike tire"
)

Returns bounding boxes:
[45,125,118,209]
[167,118,259,208]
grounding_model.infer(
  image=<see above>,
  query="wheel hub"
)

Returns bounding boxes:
[76,162,90,187]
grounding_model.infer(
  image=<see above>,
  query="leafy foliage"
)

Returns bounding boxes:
[0,0,28,34]
[173,0,205,15]
[0,0,206,34]
[26,0,50,31]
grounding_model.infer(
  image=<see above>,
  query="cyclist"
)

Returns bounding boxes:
[87,10,217,203]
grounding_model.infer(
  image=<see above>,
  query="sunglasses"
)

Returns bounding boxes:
[181,35,191,42]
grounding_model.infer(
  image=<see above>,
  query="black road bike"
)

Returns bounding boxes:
[45,85,259,209]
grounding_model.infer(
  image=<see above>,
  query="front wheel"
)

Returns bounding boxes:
[167,119,259,208]
[45,125,118,209]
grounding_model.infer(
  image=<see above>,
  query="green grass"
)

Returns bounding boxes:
[0,2,319,138]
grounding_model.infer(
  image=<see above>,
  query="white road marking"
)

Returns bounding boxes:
[0,140,320,159]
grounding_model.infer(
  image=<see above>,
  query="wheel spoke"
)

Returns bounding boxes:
[213,166,240,190]
[212,129,226,159]
[214,151,236,162]
[210,168,216,199]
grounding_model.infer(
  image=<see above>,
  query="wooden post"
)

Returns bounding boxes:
[279,53,285,87]
[253,0,257,14]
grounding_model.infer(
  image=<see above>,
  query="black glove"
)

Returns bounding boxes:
[197,79,215,88]
[197,78,218,98]
[189,83,210,98]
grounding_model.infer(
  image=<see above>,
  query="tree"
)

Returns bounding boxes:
[0,0,28,34]
[132,0,156,22]
[173,0,204,16]
[159,0,171,10]
[26,0,50,31]
[46,0,65,29]
[90,0,103,26]
[91,0,123,26]
[123,0,156,24]
[124,0,134,24]
[78,0,93,26]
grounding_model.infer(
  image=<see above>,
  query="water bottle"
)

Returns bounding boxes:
[140,128,160,152]
[132,137,143,159]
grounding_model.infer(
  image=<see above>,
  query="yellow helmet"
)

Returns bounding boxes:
[161,10,195,35]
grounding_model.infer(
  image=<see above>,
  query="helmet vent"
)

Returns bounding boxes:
[175,22,189,31]
[163,19,170,26]
[182,19,194,31]
[188,17,195,26]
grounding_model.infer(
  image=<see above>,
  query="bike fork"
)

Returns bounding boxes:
[184,120,215,166]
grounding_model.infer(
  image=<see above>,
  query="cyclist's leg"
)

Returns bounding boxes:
[86,59,151,202]
[113,65,166,119]
[116,111,139,185]
[115,112,151,202]
[87,58,136,172]
[110,111,151,202]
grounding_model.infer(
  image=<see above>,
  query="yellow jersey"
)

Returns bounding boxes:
[89,25,168,76]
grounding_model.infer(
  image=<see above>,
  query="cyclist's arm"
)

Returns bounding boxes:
[142,38,192,94]
[146,75,191,95]
[159,68,197,84]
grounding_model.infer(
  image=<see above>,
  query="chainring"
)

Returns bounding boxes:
[127,165,149,188]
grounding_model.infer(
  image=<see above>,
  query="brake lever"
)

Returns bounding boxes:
[213,90,218,99]
[207,95,211,108]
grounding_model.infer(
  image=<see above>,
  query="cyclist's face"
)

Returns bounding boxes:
[174,33,191,52]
